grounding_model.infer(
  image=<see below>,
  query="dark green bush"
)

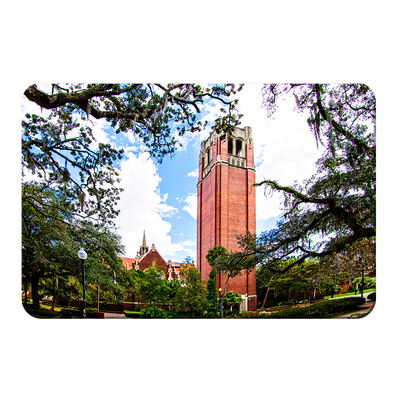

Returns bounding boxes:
[137,308,210,319]
[139,307,169,319]
[238,297,366,319]
[367,292,376,301]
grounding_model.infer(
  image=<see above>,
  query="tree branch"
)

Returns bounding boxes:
[314,84,372,153]
[24,84,153,123]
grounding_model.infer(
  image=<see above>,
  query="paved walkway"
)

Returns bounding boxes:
[104,313,136,322]
[327,292,373,300]
[331,299,375,319]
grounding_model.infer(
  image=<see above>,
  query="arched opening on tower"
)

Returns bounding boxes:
[228,138,233,154]
[236,140,243,156]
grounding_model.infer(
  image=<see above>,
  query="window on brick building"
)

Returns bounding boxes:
[228,138,233,154]
[236,140,243,156]
[208,147,212,165]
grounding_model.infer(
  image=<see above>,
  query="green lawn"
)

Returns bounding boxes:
[323,288,375,299]
[22,302,61,318]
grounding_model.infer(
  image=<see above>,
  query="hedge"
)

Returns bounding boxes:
[122,297,366,319]
[237,297,366,319]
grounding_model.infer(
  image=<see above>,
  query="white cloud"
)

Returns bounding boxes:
[115,151,179,258]
[236,84,324,221]
[89,119,113,150]
[163,239,196,261]
[187,169,198,178]
[182,193,197,220]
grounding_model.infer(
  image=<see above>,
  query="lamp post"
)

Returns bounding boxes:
[78,247,87,318]
[218,287,223,318]
[360,266,365,299]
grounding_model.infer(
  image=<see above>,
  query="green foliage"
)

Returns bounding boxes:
[257,258,319,305]
[239,297,366,319]
[252,84,375,273]
[224,291,243,311]
[172,266,208,314]
[134,263,208,316]
[22,182,126,310]
[206,267,219,312]
[206,246,227,265]
[133,261,170,308]
[367,292,376,301]
[139,307,169,319]
[207,242,257,317]
[22,82,244,230]
[350,276,376,290]
[138,267,208,321]
[165,278,182,310]
[124,310,141,318]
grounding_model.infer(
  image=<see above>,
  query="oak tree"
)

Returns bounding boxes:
[22,83,244,227]
[252,84,375,273]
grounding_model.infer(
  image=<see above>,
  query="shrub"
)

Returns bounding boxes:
[238,297,366,319]
[139,307,169,319]
[367,292,376,301]
[136,308,209,319]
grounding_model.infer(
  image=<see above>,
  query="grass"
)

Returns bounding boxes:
[124,310,140,314]
[22,302,61,318]
[323,288,375,299]
[40,304,63,312]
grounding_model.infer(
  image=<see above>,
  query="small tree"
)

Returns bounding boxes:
[207,238,256,317]
[173,266,208,315]
[166,278,182,311]
[134,261,170,309]
[206,267,219,313]
[224,291,243,312]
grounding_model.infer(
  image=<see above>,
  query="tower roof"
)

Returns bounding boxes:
[138,230,149,257]
[142,230,147,248]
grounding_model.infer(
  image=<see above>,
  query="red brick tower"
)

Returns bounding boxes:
[197,126,257,311]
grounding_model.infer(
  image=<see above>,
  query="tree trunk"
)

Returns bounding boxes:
[51,297,57,312]
[31,275,40,310]
[51,276,58,312]
[97,284,100,313]
[24,281,28,305]
[261,276,274,309]
[219,274,231,318]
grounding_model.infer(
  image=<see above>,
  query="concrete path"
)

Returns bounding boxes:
[104,313,137,322]
[327,293,373,300]
[331,300,375,319]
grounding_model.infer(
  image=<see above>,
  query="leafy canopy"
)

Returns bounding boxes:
[22,83,244,226]
[250,84,375,273]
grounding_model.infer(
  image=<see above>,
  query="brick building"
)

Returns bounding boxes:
[197,126,257,311]
[120,231,187,281]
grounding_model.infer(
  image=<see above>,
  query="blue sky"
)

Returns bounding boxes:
[21,83,324,263]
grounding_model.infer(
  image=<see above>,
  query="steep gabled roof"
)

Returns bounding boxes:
[139,245,168,271]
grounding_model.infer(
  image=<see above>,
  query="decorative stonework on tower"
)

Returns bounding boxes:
[197,126,257,311]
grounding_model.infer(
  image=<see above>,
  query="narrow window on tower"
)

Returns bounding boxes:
[228,138,233,154]
[236,140,243,156]
[208,147,212,165]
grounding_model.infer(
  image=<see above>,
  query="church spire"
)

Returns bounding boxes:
[138,230,149,257]
[142,230,147,248]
